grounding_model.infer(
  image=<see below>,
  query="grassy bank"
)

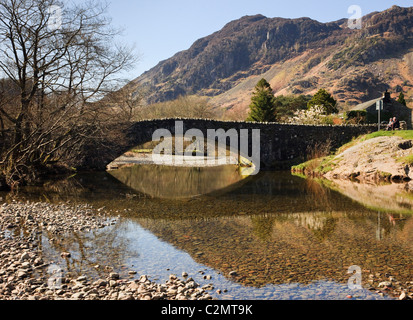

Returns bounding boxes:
[292,130,413,176]
[336,130,413,153]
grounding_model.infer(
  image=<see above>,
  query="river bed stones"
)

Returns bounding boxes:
[0,201,213,301]
[1,201,412,301]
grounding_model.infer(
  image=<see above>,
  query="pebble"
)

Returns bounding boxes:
[109,273,120,280]
[61,252,71,259]
[20,252,31,261]
[378,281,392,288]
[0,202,214,301]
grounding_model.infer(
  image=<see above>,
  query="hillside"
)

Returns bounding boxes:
[128,5,413,116]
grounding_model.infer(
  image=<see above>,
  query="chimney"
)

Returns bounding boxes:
[384,90,391,102]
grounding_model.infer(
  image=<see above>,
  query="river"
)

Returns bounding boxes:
[1,164,413,300]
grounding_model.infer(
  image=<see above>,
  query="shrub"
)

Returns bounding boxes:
[307,89,338,115]
[345,110,367,124]
[288,105,334,125]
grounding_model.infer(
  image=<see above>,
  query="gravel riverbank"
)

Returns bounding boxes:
[0,202,214,301]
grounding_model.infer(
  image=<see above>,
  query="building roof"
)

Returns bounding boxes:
[351,97,383,111]
[351,95,410,112]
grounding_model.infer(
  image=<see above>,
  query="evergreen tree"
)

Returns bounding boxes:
[247,79,277,122]
[307,89,338,115]
[398,92,407,106]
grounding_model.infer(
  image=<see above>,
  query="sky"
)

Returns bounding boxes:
[105,0,413,80]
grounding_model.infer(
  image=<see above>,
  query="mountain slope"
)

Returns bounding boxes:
[128,5,413,115]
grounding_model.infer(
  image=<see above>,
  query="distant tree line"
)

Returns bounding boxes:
[134,96,220,121]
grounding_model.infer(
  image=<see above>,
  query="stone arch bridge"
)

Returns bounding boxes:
[79,119,376,171]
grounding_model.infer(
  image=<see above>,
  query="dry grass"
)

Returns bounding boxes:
[292,139,333,175]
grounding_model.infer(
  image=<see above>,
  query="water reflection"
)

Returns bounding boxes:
[1,168,413,300]
[108,165,249,199]
[321,178,413,214]
[135,210,413,289]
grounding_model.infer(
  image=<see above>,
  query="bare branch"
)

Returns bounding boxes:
[0,0,137,188]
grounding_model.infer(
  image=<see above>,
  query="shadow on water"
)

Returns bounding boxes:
[1,166,413,300]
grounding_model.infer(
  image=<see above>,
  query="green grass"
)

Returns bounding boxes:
[291,161,312,172]
[291,155,340,175]
[379,171,393,179]
[317,155,339,174]
[364,130,413,140]
[397,154,413,166]
[337,130,413,154]
[130,149,153,154]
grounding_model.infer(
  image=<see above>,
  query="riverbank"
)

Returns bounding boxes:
[292,131,413,183]
[0,202,214,300]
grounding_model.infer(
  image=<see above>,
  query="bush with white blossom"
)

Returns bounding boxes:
[287,105,335,125]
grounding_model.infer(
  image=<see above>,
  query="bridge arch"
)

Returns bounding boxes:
[78,118,376,172]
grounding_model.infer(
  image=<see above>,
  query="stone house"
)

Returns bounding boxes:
[351,91,412,129]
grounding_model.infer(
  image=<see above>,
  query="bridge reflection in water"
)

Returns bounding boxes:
[108,164,250,199]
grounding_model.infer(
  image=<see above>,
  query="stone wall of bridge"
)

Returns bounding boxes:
[78,119,377,171]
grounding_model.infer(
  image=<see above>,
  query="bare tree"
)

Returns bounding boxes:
[103,82,146,121]
[133,95,219,121]
[0,0,136,188]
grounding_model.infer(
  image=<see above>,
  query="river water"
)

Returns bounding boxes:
[2,164,413,300]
